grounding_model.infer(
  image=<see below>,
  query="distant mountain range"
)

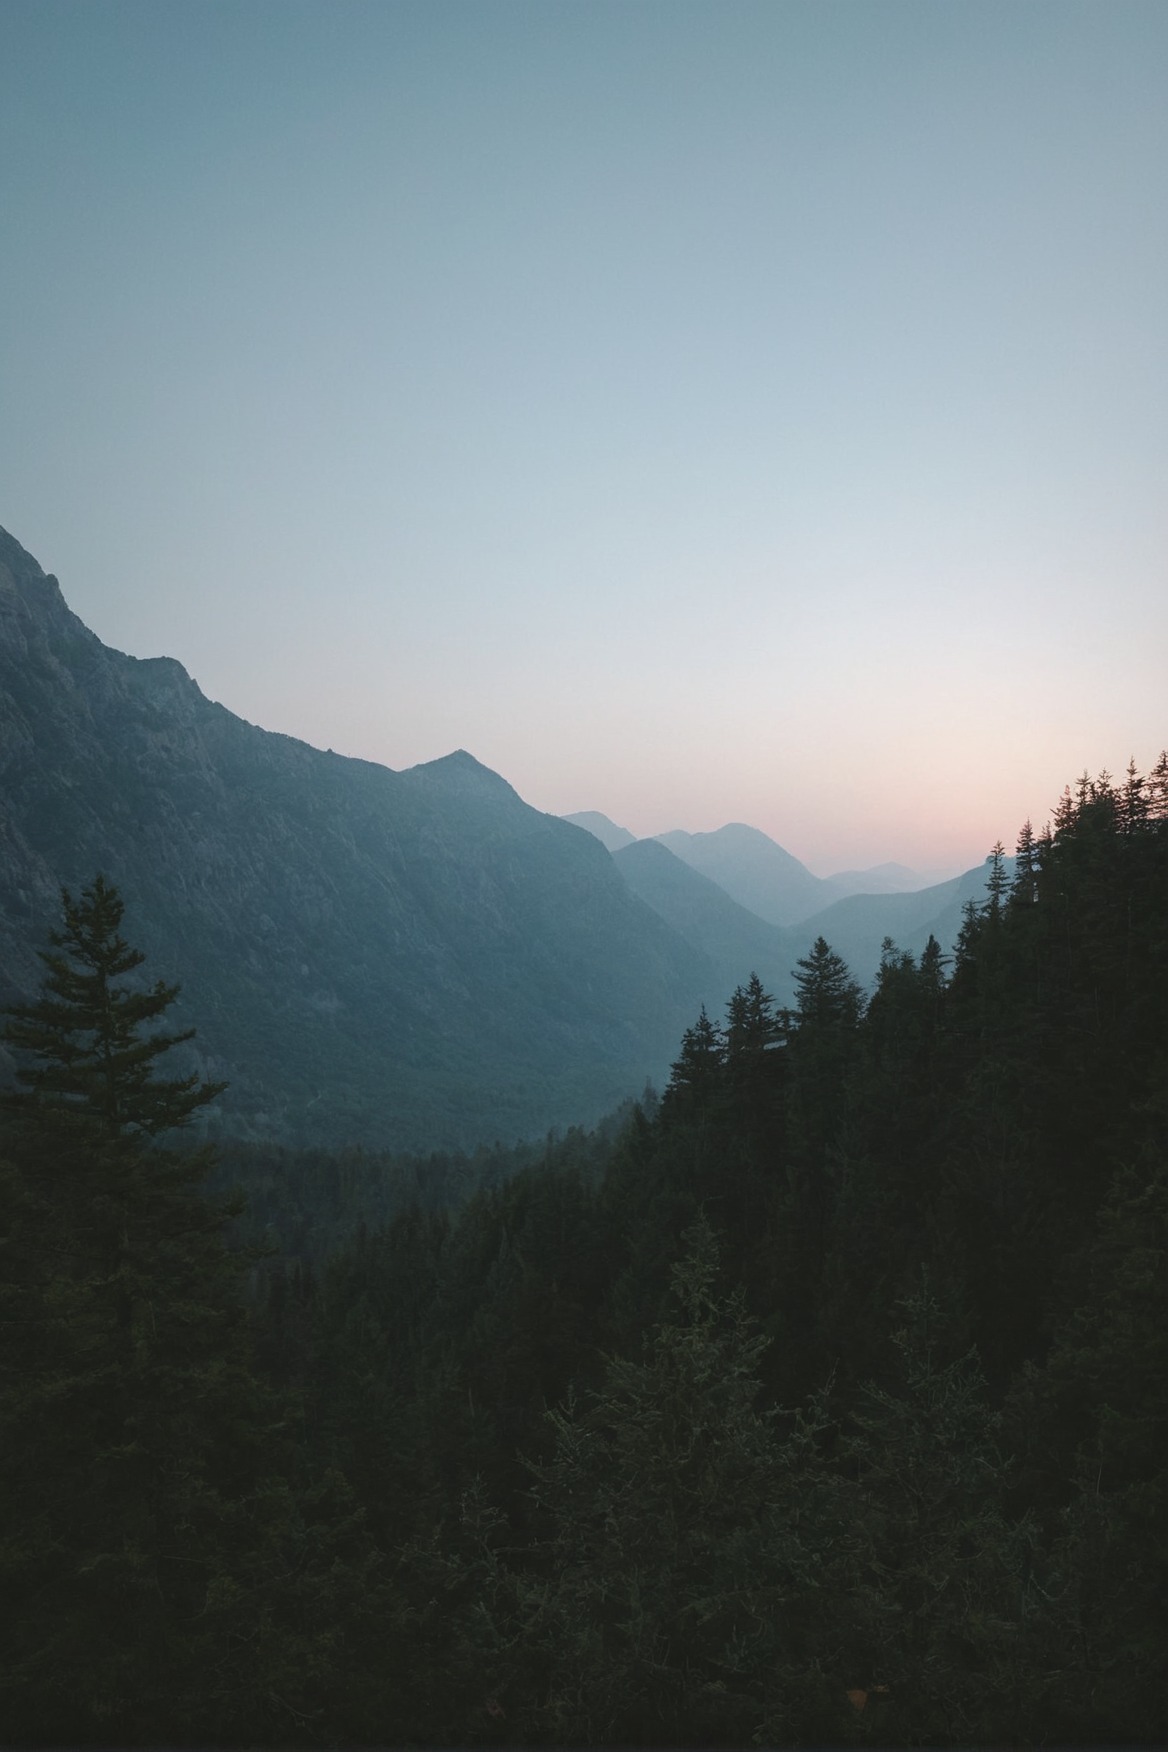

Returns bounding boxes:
[598,826,1000,1002]
[1,524,998,1149]
[611,838,792,1007]
[563,811,955,922]
[0,527,717,1147]
[561,810,637,853]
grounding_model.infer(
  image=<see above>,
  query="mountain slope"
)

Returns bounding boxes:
[648,823,996,983]
[562,810,636,852]
[785,861,1001,986]
[819,860,944,898]
[653,823,832,926]
[0,526,712,1148]
[613,838,797,1009]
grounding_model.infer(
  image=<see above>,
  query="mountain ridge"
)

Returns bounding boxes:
[1,521,1005,1148]
[652,822,838,926]
[0,524,719,1148]
[613,838,795,1006]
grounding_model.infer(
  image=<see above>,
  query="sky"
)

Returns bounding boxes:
[2,0,1165,875]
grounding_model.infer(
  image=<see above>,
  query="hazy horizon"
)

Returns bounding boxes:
[3,0,1164,872]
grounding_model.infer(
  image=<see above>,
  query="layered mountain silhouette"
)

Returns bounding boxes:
[568,813,954,926]
[612,839,793,1005]
[0,526,730,1147]
[1,522,999,1149]
[788,865,1004,984]
[561,810,636,852]
[564,802,996,981]
[653,823,828,926]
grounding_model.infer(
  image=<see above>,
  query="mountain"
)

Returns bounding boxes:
[562,810,636,852]
[617,830,1001,1006]
[653,823,833,927]
[820,860,943,898]
[642,827,993,968]
[786,860,1004,987]
[612,838,797,1008]
[0,526,716,1149]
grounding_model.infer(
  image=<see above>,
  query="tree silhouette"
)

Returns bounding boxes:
[3,874,224,1136]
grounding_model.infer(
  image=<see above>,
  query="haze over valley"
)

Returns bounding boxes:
[2,6,1166,1743]
[1,522,1004,1149]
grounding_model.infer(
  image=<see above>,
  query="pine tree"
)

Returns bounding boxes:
[3,874,224,1136]
[1007,1149,1168,1743]
[1010,819,1039,903]
[724,972,780,1059]
[1148,748,1168,821]
[841,1282,1040,1744]
[1119,758,1149,834]
[0,879,382,1745]
[985,839,1009,917]
[783,937,863,1233]
[662,1005,725,1114]
[455,1221,856,1746]
[790,936,863,1030]
[721,973,786,1170]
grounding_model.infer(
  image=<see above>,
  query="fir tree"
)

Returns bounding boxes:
[783,937,863,1239]
[662,1005,725,1116]
[985,838,1009,916]
[724,972,780,1059]
[0,879,381,1745]
[3,874,224,1136]
[841,1283,1040,1744]
[790,936,863,1030]
[453,1222,856,1746]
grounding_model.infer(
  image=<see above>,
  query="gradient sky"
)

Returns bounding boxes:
[2,0,1165,874]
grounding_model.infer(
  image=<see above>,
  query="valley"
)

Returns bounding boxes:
[0,523,995,1151]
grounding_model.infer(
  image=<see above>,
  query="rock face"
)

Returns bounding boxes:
[0,526,714,1149]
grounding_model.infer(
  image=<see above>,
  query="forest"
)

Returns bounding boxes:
[1,758,1166,1747]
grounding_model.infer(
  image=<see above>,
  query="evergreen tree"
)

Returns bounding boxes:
[1010,819,1039,903]
[663,1006,725,1112]
[984,839,1009,917]
[3,874,224,1136]
[1007,1144,1168,1743]
[790,936,863,1030]
[841,1283,1040,1744]
[0,880,382,1745]
[451,1222,855,1746]
[782,939,862,1220]
[820,939,950,1378]
[1148,747,1168,820]
[721,973,786,1190]
[724,972,780,1060]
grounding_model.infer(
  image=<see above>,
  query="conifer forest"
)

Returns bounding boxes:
[2,760,1167,1748]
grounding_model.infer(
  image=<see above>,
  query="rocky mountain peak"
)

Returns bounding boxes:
[402,747,525,805]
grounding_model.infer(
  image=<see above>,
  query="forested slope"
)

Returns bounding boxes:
[3,758,1166,1745]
